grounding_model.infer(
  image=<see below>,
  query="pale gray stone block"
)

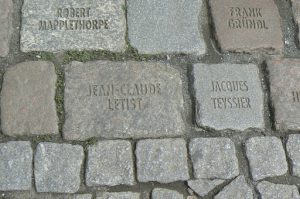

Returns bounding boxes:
[97,192,140,199]
[287,134,300,177]
[0,0,13,57]
[152,188,183,199]
[257,181,300,199]
[188,179,224,197]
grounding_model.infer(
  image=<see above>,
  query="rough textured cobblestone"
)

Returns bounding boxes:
[35,143,84,193]
[189,138,239,179]
[193,63,264,130]
[0,0,13,57]
[188,179,224,197]
[214,176,253,199]
[96,192,140,199]
[287,134,300,177]
[64,61,184,140]
[257,181,300,199]
[0,141,32,191]
[210,0,283,53]
[86,140,135,186]
[127,0,206,55]
[1,61,58,136]
[73,194,93,199]
[136,138,189,183]
[246,137,288,181]
[21,0,126,52]
[152,188,183,199]
[268,59,300,130]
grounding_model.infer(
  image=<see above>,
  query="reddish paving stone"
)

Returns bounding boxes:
[210,0,283,53]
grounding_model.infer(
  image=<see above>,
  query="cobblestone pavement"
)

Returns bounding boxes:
[1,0,300,198]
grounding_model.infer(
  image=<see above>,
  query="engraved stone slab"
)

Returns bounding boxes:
[21,0,126,52]
[0,0,13,57]
[268,59,300,130]
[193,63,264,130]
[127,0,206,55]
[64,61,184,140]
[1,61,59,136]
[209,0,283,53]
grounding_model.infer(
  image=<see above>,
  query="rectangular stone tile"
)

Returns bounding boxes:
[1,61,58,136]
[193,63,265,130]
[128,0,206,55]
[268,59,300,130]
[0,0,13,57]
[210,0,283,53]
[21,0,126,52]
[63,61,184,140]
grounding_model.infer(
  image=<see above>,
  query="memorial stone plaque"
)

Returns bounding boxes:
[209,0,283,53]
[193,63,265,130]
[0,0,13,57]
[268,59,300,130]
[64,61,184,141]
[21,0,126,52]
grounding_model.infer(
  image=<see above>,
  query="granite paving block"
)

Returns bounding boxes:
[0,0,13,57]
[86,140,135,186]
[214,176,253,199]
[127,0,206,55]
[268,59,300,130]
[73,194,93,199]
[35,143,84,193]
[21,0,126,52]
[193,63,264,130]
[291,0,300,45]
[64,61,184,140]
[210,0,283,53]
[189,138,239,179]
[246,137,288,181]
[97,192,140,199]
[287,134,300,177]
[0,141,32,191]
[188,179,224,197]
[1,61,58,136]
[257,181,300,199]
[152,188,183,199]
[136,138,189,183]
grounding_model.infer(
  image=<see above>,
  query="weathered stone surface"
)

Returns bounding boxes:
[136,138,189,183]
[257,181,300,199]
[73,194,93,199]
[188,179,224,197]
[189,138,239,179]
[209,0,283,53]
[152,188,183,199]
[1,61,58,136]
[97,192,140,199]
[268,59,300,130]
[86,140,135,186]
[291,0,300,44]
[64,61,184,140]
[0,0,13,57]
[0,141,32,191]
[214,176,253,199]
[127,0,206,55]
[21,0,126,52]
[287,134,300,177]
[246,137,288,181]
[193,63,264,130]
[1,193,92,199]
[35,143,84,193]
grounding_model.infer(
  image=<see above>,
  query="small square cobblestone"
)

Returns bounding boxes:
[0,141,32,191]
[246,137,288,181]
[35,143,84,193]
[189,138,239,179]
[86,140,135,187]
[152,188,183,199]
[257,181,300,199]
[136,138,189,183]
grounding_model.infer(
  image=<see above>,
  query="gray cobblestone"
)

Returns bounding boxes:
[35,143,84,193]
[1,61,58,136]
[188,179,224,197]
[152,188,183,199]
[0,141,32,191]
[136,138,189,183]
[86,140,135,186]
[97,192,140,199]
[246,137,288,181]
[257,181,300,199]
[189,138,239,179]
[73,194,93,199]
[0,0,13,57]
[127,0,206,55]
[287,134,300,177]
